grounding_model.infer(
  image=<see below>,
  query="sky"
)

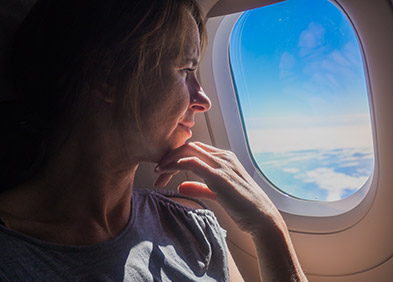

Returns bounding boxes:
[230,0,369,123]
[229,0,375,201]
[229,0,373,153]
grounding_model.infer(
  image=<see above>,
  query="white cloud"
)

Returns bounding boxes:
[338,147,371,156]
[300,46,360,93]
[362,154,374,160]
[328,49,351,67]
[335,147,374,164]
[298,167,368,201]
[342,42,362,67]
[338,156,358,162]
[280,52,296,69]
[291,24,364,98]
[283,168,300,174]
[298,22,326,50]
[339,162,360,168]
[258,151,320,167]
[357,168,373,176]
[279,52,296,78]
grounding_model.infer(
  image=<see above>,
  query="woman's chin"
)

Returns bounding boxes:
[145,133,191,164]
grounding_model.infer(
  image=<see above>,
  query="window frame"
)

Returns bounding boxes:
[200,1,378,233]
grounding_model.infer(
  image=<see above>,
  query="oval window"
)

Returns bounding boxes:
[229,0,374,201]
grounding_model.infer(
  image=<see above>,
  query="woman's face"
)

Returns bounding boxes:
[131,13,211,162]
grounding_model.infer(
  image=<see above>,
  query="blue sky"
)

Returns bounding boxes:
[230,0,369,122]
[229,0,375,201]
[229,0,373,153]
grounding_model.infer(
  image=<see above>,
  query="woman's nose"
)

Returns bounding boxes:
[190,87,211,112]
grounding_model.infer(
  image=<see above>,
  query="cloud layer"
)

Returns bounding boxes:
[297,167,368,201]
[256,147,374,201]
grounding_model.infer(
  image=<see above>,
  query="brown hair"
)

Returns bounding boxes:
[82,0,207,128]
[12,0,206,128]
[4,0,206,191]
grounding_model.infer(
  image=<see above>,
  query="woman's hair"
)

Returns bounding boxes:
[2,0,206,191]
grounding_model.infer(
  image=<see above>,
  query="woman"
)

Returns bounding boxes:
[0,0,307,281]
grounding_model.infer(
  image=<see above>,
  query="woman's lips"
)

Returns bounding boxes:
[178,122,194,137]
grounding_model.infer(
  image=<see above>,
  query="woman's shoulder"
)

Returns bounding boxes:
[131,188,227,241]
[133,188,209,211]
[168,196,205,209]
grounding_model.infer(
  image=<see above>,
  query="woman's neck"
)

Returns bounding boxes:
[0,119,140,245]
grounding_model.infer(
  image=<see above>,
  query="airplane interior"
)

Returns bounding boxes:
[1,0,393,281]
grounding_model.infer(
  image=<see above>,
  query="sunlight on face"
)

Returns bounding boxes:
[127,13,210,163]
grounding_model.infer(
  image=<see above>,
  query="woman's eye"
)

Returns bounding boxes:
[179,66,197,78]
[184,68,196,73]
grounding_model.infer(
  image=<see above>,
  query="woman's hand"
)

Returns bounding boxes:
[154,141,284,236]
[154,141,307,281]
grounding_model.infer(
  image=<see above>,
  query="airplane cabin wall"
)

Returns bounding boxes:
[290,0,393,280]
[191,0,393,281]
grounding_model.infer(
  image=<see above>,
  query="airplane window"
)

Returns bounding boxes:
[229,0,374,201]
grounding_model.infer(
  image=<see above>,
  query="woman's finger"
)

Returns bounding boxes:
[178,181,216,200]
[156,142,220,172]
[156,156,214,180]
[192,141,220,153]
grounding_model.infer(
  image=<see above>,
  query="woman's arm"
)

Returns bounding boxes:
[155,141,307,281]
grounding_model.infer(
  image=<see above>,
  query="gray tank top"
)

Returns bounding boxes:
[0,189,229,281]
